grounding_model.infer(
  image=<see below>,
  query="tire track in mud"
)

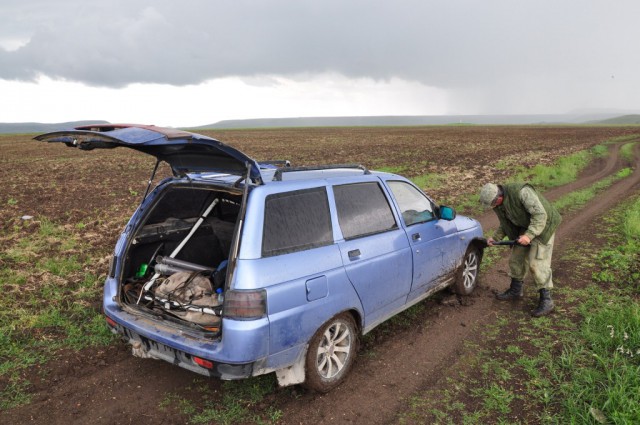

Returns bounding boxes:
[551,142,640,251]
[277,141,640,425]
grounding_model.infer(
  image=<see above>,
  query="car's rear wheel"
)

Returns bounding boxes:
[302,313,358,393]
[451,246,480,295]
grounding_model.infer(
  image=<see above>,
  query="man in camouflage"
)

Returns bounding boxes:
[479,183,561,317]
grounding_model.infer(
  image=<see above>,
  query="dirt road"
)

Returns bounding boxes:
[2,140,639,425]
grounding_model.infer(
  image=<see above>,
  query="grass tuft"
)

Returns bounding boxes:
[411,173,445,191]
[509,149,592,189]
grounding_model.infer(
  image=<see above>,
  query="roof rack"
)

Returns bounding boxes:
[260,160,291,168]
[272,164,370,181]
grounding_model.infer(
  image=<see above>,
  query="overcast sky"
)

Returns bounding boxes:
[1,0,638,127]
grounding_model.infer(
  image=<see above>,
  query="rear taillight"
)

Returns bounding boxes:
[223,289,267,319]
[105,316,117,328]
[193,356,214,369]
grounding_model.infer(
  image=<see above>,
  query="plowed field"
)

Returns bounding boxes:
[1,125,639,424]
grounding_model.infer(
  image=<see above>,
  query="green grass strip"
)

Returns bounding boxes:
[621,142,637,161]
[553,168,632,213]
[508,145,602,190]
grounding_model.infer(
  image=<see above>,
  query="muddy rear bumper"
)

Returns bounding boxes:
[105,317,257,379]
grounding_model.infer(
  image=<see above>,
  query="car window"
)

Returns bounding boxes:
[387,181,435,226]
[262,187,333,256]
[333,182,397,240]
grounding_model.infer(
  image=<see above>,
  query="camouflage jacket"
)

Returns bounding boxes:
[492,183,561,244]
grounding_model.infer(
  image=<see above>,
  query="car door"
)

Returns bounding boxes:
[385,180,459,299]
[332,180,413,330]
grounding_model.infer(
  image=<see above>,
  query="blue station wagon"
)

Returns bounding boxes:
[36,124,484,392]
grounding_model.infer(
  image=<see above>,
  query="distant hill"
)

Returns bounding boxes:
[590,114,640,125]
[193,113,632,129]
[2,113,639,135]
[0,120,110,135]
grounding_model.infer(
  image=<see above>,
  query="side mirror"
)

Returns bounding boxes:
[439,205,456,221]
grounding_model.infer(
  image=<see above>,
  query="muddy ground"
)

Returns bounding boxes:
[1,125,639,424]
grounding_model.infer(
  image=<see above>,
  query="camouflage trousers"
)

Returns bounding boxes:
[508,234,555,290]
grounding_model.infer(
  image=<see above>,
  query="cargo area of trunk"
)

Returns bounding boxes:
[118,185,242,333]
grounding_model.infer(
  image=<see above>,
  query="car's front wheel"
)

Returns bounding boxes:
[303,313,358,393]
[451,246,481,295]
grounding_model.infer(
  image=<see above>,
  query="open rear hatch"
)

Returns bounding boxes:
[35,124,263,182]
[36,124,257,334]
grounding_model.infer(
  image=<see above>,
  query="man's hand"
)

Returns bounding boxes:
[487,237,496,247]
[517,235,531,246]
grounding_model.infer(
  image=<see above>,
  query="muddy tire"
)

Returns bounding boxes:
[302,313,358,393]
[451,246,480,295]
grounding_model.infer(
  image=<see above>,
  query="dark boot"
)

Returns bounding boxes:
[496,279,524,301]
[531,289,554,317]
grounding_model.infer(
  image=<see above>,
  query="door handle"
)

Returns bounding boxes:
[412,233,421,241]
[348,249,361,259]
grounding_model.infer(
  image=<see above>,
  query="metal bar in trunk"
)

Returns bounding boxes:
[138,197,220,302]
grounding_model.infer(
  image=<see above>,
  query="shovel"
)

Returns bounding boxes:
[478,238,519,248]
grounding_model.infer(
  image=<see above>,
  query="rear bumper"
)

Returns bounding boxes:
[105,318,256,379]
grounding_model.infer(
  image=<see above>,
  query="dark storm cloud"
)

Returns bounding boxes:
[1,0,639,112]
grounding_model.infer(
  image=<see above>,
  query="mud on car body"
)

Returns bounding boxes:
[36,124,485,392]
